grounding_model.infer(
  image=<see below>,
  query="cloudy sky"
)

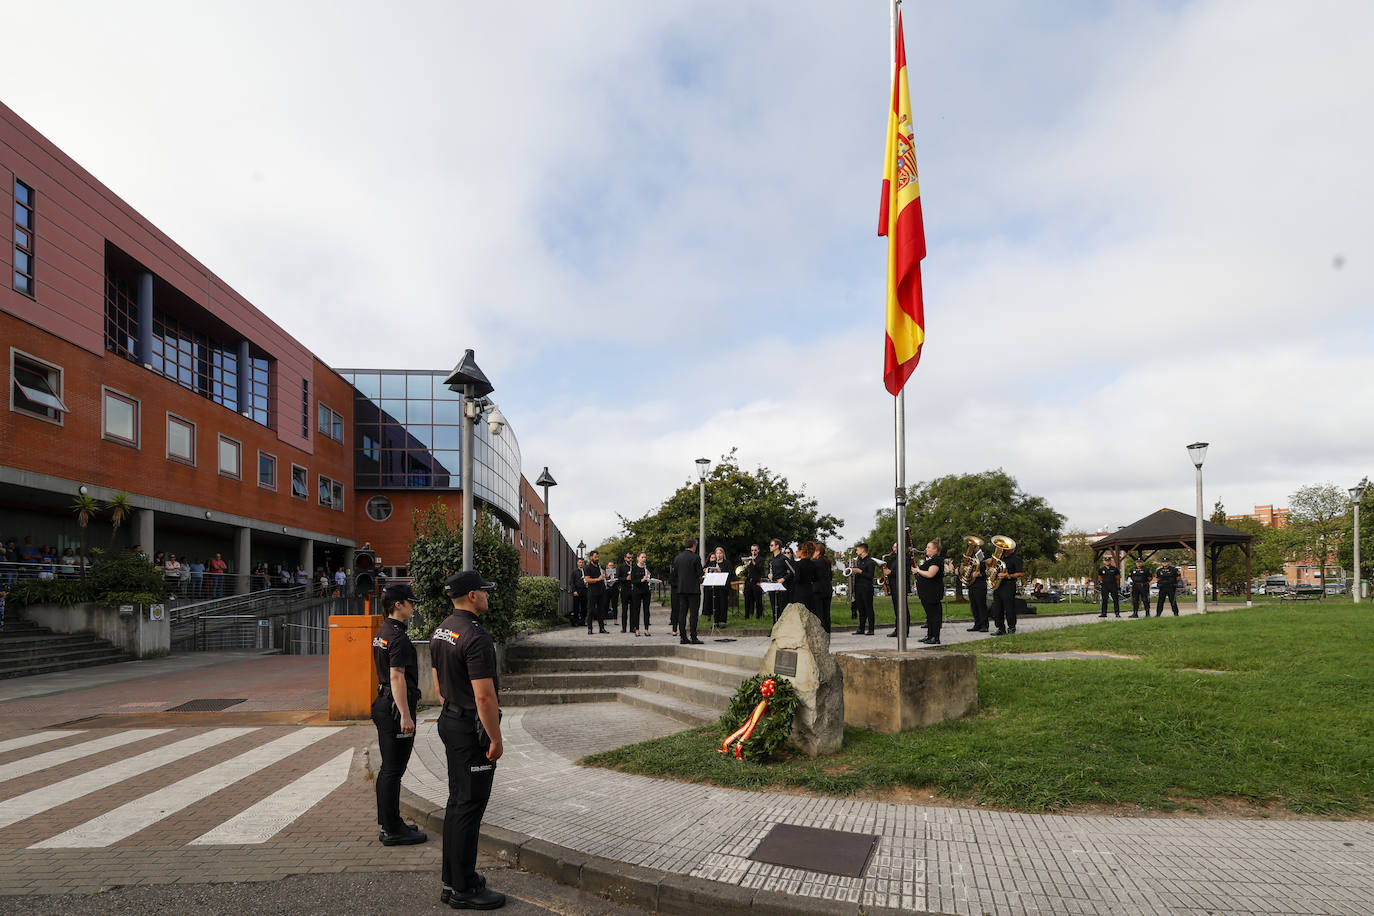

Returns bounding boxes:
[6,0,1371,546]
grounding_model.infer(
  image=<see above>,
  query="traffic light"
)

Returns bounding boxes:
[354,549,377,596]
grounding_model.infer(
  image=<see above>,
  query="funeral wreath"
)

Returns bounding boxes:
[718,673,799,762]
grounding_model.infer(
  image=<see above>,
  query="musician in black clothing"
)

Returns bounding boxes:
[1155,557,1181,616]
[990,545,1025,634]
[742,545,765,619]
[618,551,635,633]
[629,551,652,636]
[848,543,877,635]
[815,545,834,633]
[964,545,989,632]
[1098,558,1122,618]
[793,542,818,621]
[569,558,587,627]
[767,539,792,622]
[604,556,620,629]
[1128,559,1152,617]
[911,539,946,644]
[583,550,608,634]
[703,547,732,628]
[669,537,704,644]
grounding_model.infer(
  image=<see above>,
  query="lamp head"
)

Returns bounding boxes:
[695,457,710,481]
[1186,441,1209,468]
[1352,477,1369,501]
[535,467,557,488]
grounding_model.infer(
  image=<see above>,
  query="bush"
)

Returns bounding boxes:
[408,499,520,643]
[8,551,166,609]
[516,576,562,623]
[7,579,90,608]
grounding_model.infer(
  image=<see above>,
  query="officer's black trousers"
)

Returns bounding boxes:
[853,586,875,633]
[371,691,417,834]
[1131,586,1150,616]
[1101,586,1120,615]
[439,708,496,895]
[629,587,650,631]
[1156,587,1179,616]
[968,581,989,628]
[744,582,763,618]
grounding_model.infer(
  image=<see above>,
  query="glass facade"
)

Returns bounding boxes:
[339,369,522,525]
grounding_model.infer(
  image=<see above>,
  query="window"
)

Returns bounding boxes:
[10,349,67,423]
[167,414,196,464]
[258,451,277,490]
[218,435,241,479]
[13,180,34,296]
[319,474,343,511]
[301,379,310,439]
[318,402,344,442]
[366,495,393,522]
[101,388,140,447]
[291,464,309,500]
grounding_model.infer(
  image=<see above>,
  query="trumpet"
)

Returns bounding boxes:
[986,535,1016,589]
[955,535,984,586]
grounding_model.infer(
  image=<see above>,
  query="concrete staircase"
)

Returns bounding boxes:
[503,642,761,727]
[0,615,134,679]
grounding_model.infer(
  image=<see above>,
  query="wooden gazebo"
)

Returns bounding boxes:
[1091,508,1255,602]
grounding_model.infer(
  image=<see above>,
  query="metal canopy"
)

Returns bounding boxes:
[1090,508,1256,603]
[534,467,557,488]
[442,348,493,398]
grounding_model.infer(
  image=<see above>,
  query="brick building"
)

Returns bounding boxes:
[1,101,572,591]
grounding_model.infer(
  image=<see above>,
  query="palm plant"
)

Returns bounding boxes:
[105,491,134,551]
[71,494,99,580]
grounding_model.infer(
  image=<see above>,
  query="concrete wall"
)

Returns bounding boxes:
[25,601,169,658]
[413,640,508,707]
[834,650,977,734]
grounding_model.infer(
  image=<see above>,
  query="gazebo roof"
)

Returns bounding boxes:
[1093,508,1254,552]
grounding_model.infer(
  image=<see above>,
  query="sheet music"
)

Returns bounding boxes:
[759,582,786,592]
[702,572,728,586]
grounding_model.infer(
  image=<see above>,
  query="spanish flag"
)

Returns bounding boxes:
[878,12,926,396]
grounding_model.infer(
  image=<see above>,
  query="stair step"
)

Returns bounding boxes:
[501,687,620,707]
[505,643,678,660]
[0,653,133,680]
[501,672,641,691]
[633,672,735,710]
[616,688,720,728]
[505,656,661,674]
[0,644,136,665]
[653,657,757,689]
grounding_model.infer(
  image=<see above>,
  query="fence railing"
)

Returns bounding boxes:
[170,594,365,653]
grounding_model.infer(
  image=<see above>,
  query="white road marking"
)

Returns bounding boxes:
[0,731,86,754]
[189,748,353,845]
[0,728,257,830]
[34,727,342,848]
[0,729,170,782]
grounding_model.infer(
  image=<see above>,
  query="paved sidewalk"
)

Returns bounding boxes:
[403,607,1374,916]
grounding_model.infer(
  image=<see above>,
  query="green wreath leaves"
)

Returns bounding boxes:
[718,673,799,763]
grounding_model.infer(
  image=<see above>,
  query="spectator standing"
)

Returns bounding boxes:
[60,547,78,578]
[38,546,57,581]
[164,555,182,593]
[209,553,227,597]
[295,563,309,589]
[189,558,205,598]
[0,581,7,631]
[317,569,330,596]
[18,537,40,565]
[334,567,347,597]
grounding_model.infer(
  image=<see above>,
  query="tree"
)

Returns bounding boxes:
[862,469,1065,579]
[105,491,134,551]
[407,500,520,643]
[602,449,842,579]
[1044,532,1096,584]
[71,494,99,580]
[1287,483,1347,590]
[1208,502,1272,592]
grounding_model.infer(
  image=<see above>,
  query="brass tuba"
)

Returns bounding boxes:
[986,535,1016,589]
[955,535,984,586]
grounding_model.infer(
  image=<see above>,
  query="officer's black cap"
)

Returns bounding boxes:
[443,570,497,597]
[382,582,420,604]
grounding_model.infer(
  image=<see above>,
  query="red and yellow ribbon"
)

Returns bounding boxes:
[720,678,776,759]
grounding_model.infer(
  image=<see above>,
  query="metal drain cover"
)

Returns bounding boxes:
[166,698,247,712]
[748,823,879,877]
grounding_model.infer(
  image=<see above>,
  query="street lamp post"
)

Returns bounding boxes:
[535,466,557,577]
[577,540,585,561]
[1187,442,1209,613]
[1351,478,1368,603]
[695,458,710,554]
[444,349,502,571]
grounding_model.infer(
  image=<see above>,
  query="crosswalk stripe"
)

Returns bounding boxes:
[0,731,86,754]
[0,727,258,831]
[188,748,354,845]
[0,729,170,783]
[33,727,343,848]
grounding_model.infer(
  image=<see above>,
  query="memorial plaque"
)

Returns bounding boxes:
[774,649,798,677]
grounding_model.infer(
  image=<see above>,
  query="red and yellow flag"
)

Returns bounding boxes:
[878,12,926,396]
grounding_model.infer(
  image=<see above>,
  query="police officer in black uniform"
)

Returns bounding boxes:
[1098,558,1122,618]
[372,582,427,846]
[431,570,506,910]
[583,550,608,634]
[742,544,765,619]
[848,542,878,635]
[1128,559,1152,617]
[1155,557,1181,616]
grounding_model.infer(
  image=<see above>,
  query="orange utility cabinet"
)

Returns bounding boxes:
[328,614,382,720]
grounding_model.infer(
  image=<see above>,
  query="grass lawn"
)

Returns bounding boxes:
[581,603,1374,815]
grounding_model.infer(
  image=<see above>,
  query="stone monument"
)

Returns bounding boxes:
[759,603,844,755]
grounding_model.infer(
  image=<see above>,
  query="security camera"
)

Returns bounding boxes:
[487,407,506,436]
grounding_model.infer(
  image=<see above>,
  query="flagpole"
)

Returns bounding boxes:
[890,0,909,653]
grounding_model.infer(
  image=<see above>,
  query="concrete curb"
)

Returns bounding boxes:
[395,781,938,915]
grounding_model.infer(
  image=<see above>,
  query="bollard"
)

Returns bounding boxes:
[327,614,382,720]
